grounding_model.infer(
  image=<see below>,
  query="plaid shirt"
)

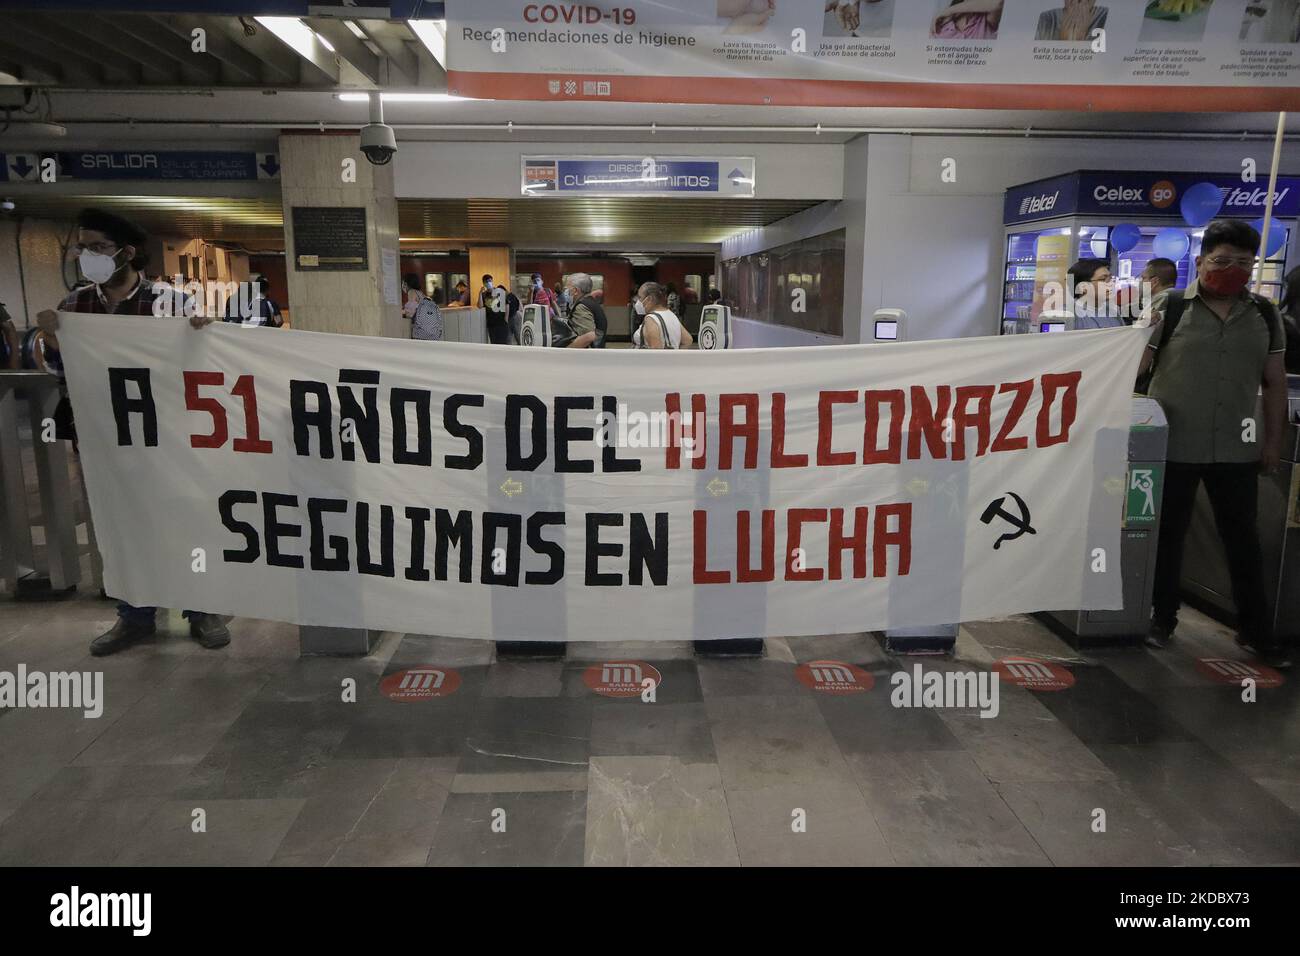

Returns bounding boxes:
[46,276,186,378]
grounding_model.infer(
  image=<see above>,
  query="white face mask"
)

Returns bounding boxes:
[633,299,646,316]
[484,281,494,290]
[79,248,121,284]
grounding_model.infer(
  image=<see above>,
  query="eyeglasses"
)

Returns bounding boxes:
[1205,255,1255,269]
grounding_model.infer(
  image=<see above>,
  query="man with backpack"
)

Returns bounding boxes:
[1138,219,1291,668]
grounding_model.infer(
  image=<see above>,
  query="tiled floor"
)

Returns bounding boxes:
[2,581,1299,866]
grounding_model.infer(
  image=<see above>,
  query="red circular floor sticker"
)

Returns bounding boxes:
[794,660,875,694]
[583,661,662,698]
[380,666,462,701]
[993,657,1075,691]
[1195,657,1285,689]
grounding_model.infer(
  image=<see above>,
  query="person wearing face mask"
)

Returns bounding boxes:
[528,272,557,317]
[478,273,509,345]
[631,281,694,350]
[562,273,607,348]
[34,207,231,658]
[1138,219,1291,668]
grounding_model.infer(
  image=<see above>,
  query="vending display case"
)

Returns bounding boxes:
[1000,171,1299,334]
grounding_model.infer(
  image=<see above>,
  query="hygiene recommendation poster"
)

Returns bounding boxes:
[444,0,1300,110]
[57,314,1147,641]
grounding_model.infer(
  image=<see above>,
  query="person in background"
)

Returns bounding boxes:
[1277,264,1300,374]
[564,273,607,349]
[35,207,231,657]
[403,273,443,342]
[1068,257,1123,329]
[1138,219,1291,668]
[665,282,681,316]
[555,282,572,314]
[506,285,522,345]
[224,275,283,327]
[478,273,510,344]
[1,302,19,369]
[453,280,470,307]
[1126,257,1179,325]
[632,281,694,349]
[704,287,723,308]
[1035,0,1107,41]
[529,272,556,318]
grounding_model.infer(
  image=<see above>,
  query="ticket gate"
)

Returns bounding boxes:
[1041,396,1168,645]
[519,303,551,347]
[868,310,961,654]
[442,308,487,344]
[0,371,81,599]
[697,304,732,351]
[1179,379,1300,644]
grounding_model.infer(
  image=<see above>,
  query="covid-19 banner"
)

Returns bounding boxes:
[58,314,1146,641]
[445,0,1300,111]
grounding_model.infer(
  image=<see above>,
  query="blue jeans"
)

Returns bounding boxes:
[117,603,200,625]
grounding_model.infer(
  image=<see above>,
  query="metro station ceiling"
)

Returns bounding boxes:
[0,194,824,247]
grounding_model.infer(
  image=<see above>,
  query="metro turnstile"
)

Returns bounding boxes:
[1042,395,1168,645]
[442,307,487,344]
[1180,380,1300,644]
[0,371,81,598]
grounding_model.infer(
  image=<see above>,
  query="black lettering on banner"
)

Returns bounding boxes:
[218,489,260,563]
[405,506,431,581]
[601,395,640,473]
[507,394,547,471]
[337,369,381,463]
[554,396,595,473]
[308,497,350,571]
[290,380,334,459]
[444,394,484,470]
[264,492,304,568]
[629,512,668,586]
[356,502,395,577]
[391,388,432,467]
[108,368,158,446]
[435,508,474,582]
[526,512,566,585]
[586,513,623,586]
[481,512,521,587]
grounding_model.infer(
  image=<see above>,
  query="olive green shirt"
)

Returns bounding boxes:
[1147,280,1284,464]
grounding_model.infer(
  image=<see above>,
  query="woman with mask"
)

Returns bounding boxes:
[632,281,694,350]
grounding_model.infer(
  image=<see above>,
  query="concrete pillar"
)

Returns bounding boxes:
[278,131,405,339]
[279,131,402,656]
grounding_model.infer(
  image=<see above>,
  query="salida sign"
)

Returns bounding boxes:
[56,315,1146,641]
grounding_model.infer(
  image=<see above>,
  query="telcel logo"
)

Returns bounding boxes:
[1094,185,1146,203]
[1224,186,1290,209]
[1018,190,1059,216]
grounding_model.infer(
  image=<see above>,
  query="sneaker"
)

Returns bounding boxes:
[90,617,156,657]
[188,613,231,649]
[1144,622,1174,650]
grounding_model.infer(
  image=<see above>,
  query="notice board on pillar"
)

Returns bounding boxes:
[291,206,369,272]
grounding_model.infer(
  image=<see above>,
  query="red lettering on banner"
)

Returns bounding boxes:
[770,392,808,468]
[693,510,731,584]
[991,379,1034,453]
[691,393,708,470]
[737,509,775,583]
[828,506,868,580]
[907,386,951,461]
[1037,371,1082,447]
[874,503,912,577]
[786,508,827,581]
[817,390,857,466]
[664,392,682,470]
[863,389,904,464]
[952,384,995,461]
[719,393,759,470]
[184,370,227,449]
[231,375,272,454]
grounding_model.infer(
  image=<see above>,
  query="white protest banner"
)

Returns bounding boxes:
[57,314,1147,641]
[446,0,1300,112]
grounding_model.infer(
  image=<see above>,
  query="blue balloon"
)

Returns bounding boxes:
[1250,217,1288,258]
[1110,222,1142,254]
[1180,181,1224,227]
[1153,227,1190,261]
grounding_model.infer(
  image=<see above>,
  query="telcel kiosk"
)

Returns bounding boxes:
[870,310,959,654]
[698,304,733,350]
[520,303,551,347]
